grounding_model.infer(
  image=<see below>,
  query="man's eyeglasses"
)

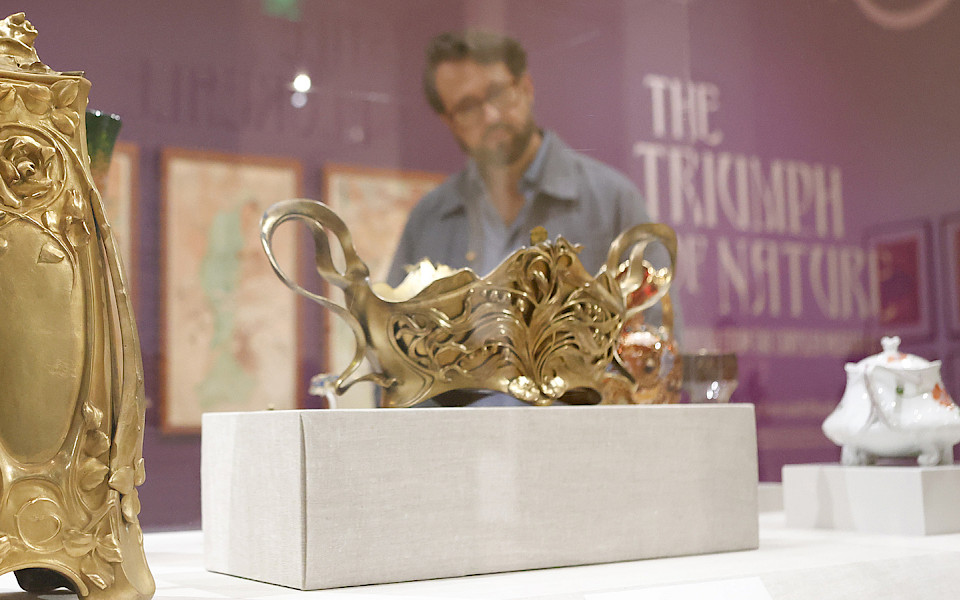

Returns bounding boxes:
[447,79,521,127]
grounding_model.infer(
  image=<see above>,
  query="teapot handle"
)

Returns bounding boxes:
[260,198,393,395]
[863,364,901,430]
[603,223,677,321]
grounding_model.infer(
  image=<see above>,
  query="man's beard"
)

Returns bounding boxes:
[465,118,537,167]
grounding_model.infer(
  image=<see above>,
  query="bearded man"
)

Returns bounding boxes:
[388,30,651,285]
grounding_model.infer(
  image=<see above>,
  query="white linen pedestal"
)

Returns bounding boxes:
[202,405,759,590]
[782,463,960,535]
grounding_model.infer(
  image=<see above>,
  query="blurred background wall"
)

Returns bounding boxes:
[17,0,960,529]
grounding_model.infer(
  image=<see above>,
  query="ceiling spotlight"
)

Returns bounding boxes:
[292,73,312,93]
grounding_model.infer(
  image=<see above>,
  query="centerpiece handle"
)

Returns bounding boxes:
[261,198,391,395]
[604,223,677,320]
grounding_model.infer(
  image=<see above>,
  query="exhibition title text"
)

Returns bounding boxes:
[634,75,873,322]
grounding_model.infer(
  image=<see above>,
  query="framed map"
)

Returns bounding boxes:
[161,148,302,432]
[100,142,138,292]
[949,350,960,400]
[322,164,445,408]
[865,219,933,342]
[941,211,960,338]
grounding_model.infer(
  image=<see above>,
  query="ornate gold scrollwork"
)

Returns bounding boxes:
[0,13,153,599]
[262,198,676,408]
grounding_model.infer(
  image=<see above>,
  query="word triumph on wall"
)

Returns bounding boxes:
[634,74,875,324]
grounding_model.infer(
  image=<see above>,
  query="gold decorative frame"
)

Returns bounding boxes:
[0,12,152,598]
[322,164,444,408]
[161,148,302,432]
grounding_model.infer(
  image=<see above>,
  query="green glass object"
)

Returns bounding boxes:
[85,109,121,186]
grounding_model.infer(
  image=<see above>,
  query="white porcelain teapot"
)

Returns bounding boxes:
[822,336,960,466]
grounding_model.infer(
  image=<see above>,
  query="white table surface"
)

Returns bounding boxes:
[1,511,958,599]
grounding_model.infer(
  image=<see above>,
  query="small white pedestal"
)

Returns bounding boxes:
[782,463,960,535]
[202,405,759,590]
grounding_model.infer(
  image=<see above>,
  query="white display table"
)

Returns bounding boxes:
[2,510,958,599]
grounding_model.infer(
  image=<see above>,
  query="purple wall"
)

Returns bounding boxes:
[18,1,960,528]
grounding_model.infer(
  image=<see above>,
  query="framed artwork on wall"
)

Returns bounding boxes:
[321,163,445,408]
[160,148,302,433]
[941,212,960,338]
[865,219,934,342]
[100,141,139,291]
[948,350,960,402]
[946,349,960,397]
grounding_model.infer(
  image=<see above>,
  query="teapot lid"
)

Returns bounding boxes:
[855,336,933,370]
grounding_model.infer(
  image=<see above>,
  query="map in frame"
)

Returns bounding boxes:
[161,148,302,432]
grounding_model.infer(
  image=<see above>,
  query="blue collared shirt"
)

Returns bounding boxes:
[388,131,650,286]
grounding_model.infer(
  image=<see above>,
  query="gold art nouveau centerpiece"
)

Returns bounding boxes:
[0,14,153,599]
[261,199,676,407]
